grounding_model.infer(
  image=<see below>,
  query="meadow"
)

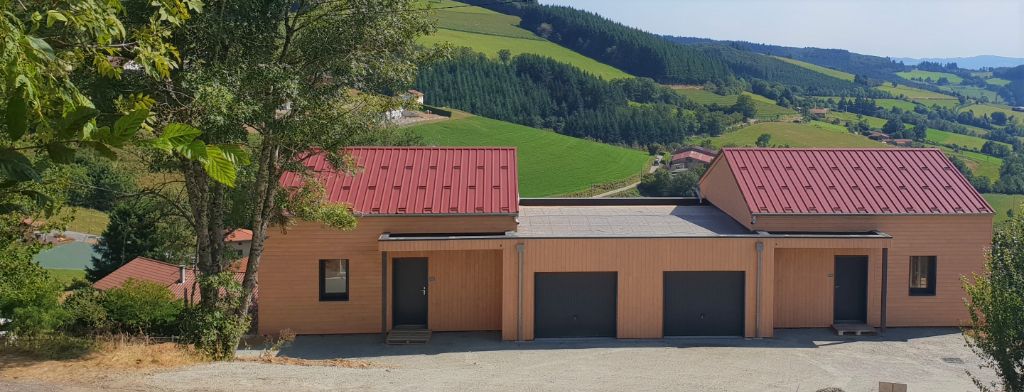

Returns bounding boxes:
[68,207,110,235]
[708,121,886,148]
[942,147,1002,180]
[873,99,919,111]
[671,88,797,117]
[896,70,963,84]
[984,193,1024,224]
[925,129,1005,151]
[771,56,854,81]
[411,115,650,196]
[960,103,1019,124]
[941,85,1003,103]
[418,1,631,80]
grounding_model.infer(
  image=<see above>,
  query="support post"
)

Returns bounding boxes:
[381,251,388,335]
[755,241,764,338]
[880,247,888,335]
[516,243,525,342]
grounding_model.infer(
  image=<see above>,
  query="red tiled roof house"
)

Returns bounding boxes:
[257,147,992,340]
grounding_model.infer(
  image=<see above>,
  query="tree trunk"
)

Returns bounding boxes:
[236,133,279,317]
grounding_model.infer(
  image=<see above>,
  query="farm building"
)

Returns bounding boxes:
[867,131,891,141]
[257,147,992,341]
[669,149,716,170]
[808,108,829,117]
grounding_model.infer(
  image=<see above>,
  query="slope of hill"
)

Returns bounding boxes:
[665,36,906,80]
[410,115,650,197]
[463,1,857,93]
[671,88,796,118]
[708,121,885,148]
[984,193,1024,223]
[895,55,1024,70]
[419,0,631,80]
[772,56,854,82]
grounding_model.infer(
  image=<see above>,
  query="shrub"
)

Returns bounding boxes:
[61,288,111,336]
[100,280,183,336]
[180,272,249,360]
[0,243,66,337]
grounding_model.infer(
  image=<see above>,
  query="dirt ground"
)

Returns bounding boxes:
[0,328,996,392]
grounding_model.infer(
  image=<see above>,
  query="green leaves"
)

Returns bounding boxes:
[111,108,148,146]
[153,123,251,187]
[58,107,100,139]
[0,149,40,182]
[5,88,28,139]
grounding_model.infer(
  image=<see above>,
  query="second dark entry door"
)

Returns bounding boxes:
[393,258,428,327]
[833,256,868,323]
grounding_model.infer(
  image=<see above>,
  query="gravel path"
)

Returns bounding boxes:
[2,328,995,392]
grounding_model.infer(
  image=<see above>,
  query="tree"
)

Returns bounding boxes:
[497,49,512,64]
[87,199,193,282]
[732,94,757,119]
[912,124,928,141]
[992,111,1008,126]
[139,0,436,359]
[756,133,772,147]
[882,118,904,133]
[963,211,1024,391]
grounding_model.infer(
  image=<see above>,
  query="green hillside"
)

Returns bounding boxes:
[985,193,1024,223]
[896,70,963,84]
[671,88,796,117]
[772,56,855,82]
[876,84,960,108]
[874,99,919,111]
[961,103,1019,124]
[419,1,631,80]
[411,115,649,196]
[709,121,886,148]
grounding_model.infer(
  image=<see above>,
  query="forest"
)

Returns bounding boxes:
[416,50,747,145]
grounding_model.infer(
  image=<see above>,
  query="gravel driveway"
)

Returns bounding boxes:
[3,328,994,392]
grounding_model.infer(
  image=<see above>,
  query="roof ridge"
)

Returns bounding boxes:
[722,147,942,151]
[130,256,192,269]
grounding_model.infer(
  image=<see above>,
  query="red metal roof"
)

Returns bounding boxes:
[671,150,716,164]
[717,148,993,215]
[280,147,519,215]
[94,257,247,302]
[225,228,253,242]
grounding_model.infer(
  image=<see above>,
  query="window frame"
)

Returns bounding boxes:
[908,256,937,296]
[319,259,350,301]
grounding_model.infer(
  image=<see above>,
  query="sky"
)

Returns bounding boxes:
[538,0,1024,59]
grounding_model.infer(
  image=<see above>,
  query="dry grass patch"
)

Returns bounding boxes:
[238,353,380,368]
[0,337,204,383]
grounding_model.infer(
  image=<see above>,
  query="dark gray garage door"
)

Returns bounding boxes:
[534,272,617,338]
[663,271,744,336]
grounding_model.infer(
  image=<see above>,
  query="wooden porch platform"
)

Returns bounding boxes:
[832,323,878,336]
[386,325,432,345]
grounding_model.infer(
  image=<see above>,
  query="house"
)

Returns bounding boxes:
[669,149,716,170]
[226,228,253,258]
[1011,106,1024,113]
[889,139,915,147]
[406,89,425,105]
[257,147,992,340]
[867,131,891,141]
[94,256,247,303]
[808,108,829,117]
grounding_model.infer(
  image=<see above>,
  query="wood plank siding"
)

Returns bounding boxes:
[257,216,515,335]
[756,215,992,327]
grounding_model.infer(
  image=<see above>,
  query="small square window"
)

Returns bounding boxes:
[319,259,349,301]
[909,256,936,296]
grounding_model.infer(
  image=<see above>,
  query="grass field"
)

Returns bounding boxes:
[47,268,87,286]
[418,1,631,80]
[874,99,920,111]
[876,84,960,108]
[68,207,110,235]
[942,85,1003,103]
[896,70,963,85]
[771,56,855,82]
[987,78,1011,87]
[925,129,1003,151]
[984,193,1024,224]
[960,103,1019,124]
[410,115,650,196]
[671,89,796,117]
[709,121,886,148]
[940,147,1002,180]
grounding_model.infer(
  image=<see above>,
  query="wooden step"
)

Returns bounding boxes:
[386,327,431,345]
[832,323,878,336]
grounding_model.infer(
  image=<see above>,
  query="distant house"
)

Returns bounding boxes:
[867,131,891,141]
[226,228,253,258]
[808,108,829,117]
[93,256,247,303]
[889,139,915,147]
[670,149,717,170]
[1012,106,1024,113]
[406,90,425,105]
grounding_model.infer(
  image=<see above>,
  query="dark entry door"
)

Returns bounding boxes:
[663,271,745,336]
[834,256,868,323]
[393,258,428,327]
[534,272,617,338]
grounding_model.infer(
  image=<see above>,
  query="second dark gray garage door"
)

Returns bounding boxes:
[663,271,745,336]
[534,272,617,338]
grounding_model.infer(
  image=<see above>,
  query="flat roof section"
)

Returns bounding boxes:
[516,205,752,238]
